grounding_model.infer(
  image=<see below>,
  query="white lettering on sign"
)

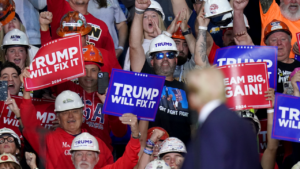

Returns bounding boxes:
[278,106,300,129]
[111,83,159,108]
[29,47,79,79]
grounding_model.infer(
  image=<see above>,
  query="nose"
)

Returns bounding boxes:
[82,153,87,161]
[8,75,13,81]
[277,39,283,45]
[291,0,296,3]
[177,44,183,52]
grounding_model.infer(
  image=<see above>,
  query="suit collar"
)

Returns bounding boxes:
[198,100,222,125]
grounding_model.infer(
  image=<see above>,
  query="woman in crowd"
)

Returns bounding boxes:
[0,128,21,162]
[0,13,39,66]
[0,153,21,169]
[2,29,31,70]
[123,0,166,70]
[88,0,128,59]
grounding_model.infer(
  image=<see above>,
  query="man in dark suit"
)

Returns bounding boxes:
[182,68,261,169]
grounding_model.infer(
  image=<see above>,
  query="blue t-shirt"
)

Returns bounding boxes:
[188,10,224,47]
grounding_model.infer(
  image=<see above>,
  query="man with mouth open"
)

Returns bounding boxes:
[260,0,300,58]
[0,62,22,96]
[130,0,201,145]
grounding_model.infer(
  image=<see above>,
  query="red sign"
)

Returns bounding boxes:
[218,63,271,110]
[24,34,85,91]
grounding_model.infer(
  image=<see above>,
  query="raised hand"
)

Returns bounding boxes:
[291,71,300,96]
[264,88,275,107]
[148,18,162,38]
[196,2,210,27]
[135,0,151,11]
[234,31,254,46]
[20,67,30,84]
[149,129,165,143]
[119,113,139,138]
[5,90,20,118]
[292,42,300,56]
[179,8,189,32]
[39,11,53,25]
[233,0,249,11]
[166,13,181,35]
[25,152,38,169]
[96,88,108,103]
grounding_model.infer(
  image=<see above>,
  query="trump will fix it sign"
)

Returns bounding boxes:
[218,63,272,111]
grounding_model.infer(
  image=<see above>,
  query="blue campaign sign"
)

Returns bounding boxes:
[213,46,278,90]
[103,69,165,121]
[272,93,300,142]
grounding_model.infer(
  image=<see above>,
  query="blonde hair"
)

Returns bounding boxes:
[0,23,29,68]
[187,68,226,104]
[142,12,166,41]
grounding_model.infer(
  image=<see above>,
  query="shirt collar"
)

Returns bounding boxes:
[198,100,222,124]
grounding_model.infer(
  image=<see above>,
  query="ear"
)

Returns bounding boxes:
[16,148,20,155]
[57,114,61,124]
[151,59,154,67]
[175,57,178,64]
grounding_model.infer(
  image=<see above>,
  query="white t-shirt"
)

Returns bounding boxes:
[123,39,153,71]
[88,0,127,49]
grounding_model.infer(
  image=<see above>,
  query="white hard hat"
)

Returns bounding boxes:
[145,160,171,169]
[70,132,100,153]
[292,161,300,169]
[0,128,21,147]
[148,0,165,20]
[54,90,84,112]
[148,34,178,56]
[158,137,187,158]
[0,153,21,169]
[204,0,233,18]
[2,29,30,49]
[220,11,250,29]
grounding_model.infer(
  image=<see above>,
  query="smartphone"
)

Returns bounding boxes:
[0,81,8,101]
[98,72,109,95]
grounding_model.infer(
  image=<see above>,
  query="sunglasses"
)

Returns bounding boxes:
[152,51,177,60]
[0,136,15,144]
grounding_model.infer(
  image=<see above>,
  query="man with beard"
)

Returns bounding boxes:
[130,0,201,145]
[260,0,300,58]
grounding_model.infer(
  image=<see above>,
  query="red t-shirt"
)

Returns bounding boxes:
[52,81,127,151]
[20,98,114,169]
[41,0,121,75]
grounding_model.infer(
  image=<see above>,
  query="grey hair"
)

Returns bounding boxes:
[265,33,291,45]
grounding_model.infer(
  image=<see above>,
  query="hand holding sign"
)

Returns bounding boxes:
[290,68,300,97]
[218,63,271,110]
[119,113,139,138]
[103,69,165,121]
[24,34,85,91]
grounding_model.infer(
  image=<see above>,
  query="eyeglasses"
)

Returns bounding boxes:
[152,51,177,60]
[0,136,15,144]
[194,0,203,4]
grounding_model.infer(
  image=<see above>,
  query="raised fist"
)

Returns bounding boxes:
[135,0,151,11]
[39,11,53,25]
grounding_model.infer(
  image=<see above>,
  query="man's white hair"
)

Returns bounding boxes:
[280,1,300,21]
[71,151,99,169]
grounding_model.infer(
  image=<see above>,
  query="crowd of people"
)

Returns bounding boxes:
[0,0,299,168]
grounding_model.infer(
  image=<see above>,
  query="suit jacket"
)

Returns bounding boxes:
[182,104,261,169]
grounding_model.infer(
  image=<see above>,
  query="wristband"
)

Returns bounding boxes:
[162,31,172,37]
[147,139,155,147]
[117,46,124,50]
[198,26,207,30]
[267,109,274,114]
[146,144,154,149]
[16,117,21,120]
[135,7,145,14]
[143,148,153,155]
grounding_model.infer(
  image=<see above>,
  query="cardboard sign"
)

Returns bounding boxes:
[103,69,165,121]
[272,94,300,142]
[218,63,271,110]
[24,34,85,91]
[258,119,268,154]
[0,96,56,140]
[213,46,278,90]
